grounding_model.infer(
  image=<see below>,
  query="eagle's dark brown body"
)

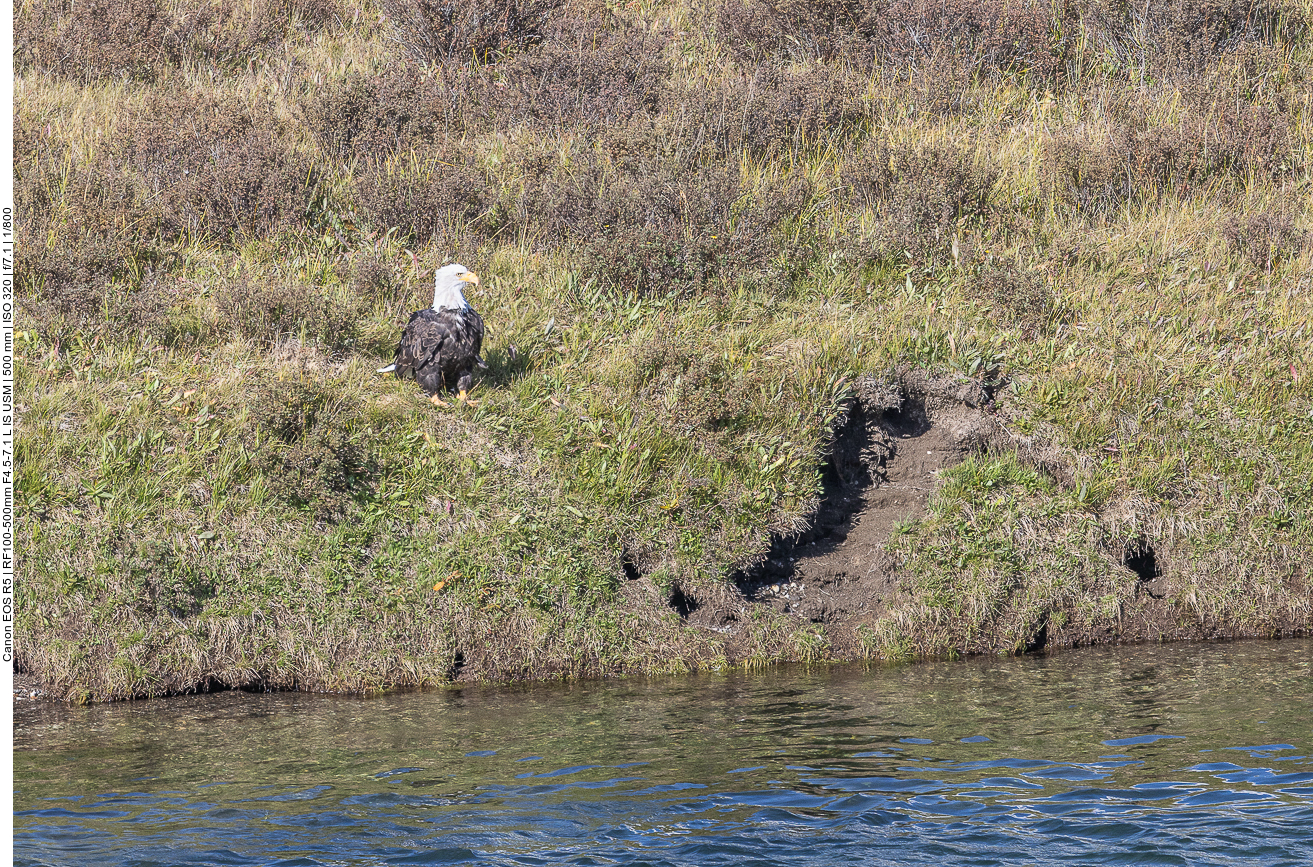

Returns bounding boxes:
[389,305,485,397]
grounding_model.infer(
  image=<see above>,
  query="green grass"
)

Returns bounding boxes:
[13,0,1313,699]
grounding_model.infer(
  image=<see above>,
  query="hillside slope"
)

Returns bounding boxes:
[13,0,1313,699]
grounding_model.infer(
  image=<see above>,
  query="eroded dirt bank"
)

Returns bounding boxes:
[727,372,1004,654]
[620,371,1310,666]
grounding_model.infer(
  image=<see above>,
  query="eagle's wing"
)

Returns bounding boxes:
[393,308,453,378]
[466,307,485,359]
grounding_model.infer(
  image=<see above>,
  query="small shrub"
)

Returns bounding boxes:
[216,273,362,350]
[285,0,341,32]
[717,0,1065,80]
[300,64,463,161]
[1043,94,1293,218]
[716,0,880,66]
[15,0,342,81]
[622,334,762,433]
[349,252,401,302]
[517,142,814,293]
[15,0,179,82]
[970,265,1056,334]
[172,0,293,69]
[248,378,334,442]
[351,150,488,248]
[880,143,998,228]
[13,228,176,343]
[882,54,984,119]
[716,0,1305,83]
[14,242,111,337]
[15,217,131,301]
[1140,0,1304,71]
[121,540,214,618]
[1042,132,1130,219]
[179,0,343,65]
[1067,0,1308,79]
[1194,99,1293,180]
[380,0,567,64]
[12,109,42,168]
[15,120,160,249]
[248,378,373,520]
[878,0,1065,80]
[12,132,187,343]
[843,140,998,265]
[268,428,371,519]
[485,17,670,130]
[17,276,177,347]
[666,65,868,158]
[1222,209,1306,270]
[125,92,316,241]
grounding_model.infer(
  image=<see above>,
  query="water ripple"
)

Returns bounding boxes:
[14,640,1313,867]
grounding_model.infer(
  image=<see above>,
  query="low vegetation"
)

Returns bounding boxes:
[13,0,1313,700]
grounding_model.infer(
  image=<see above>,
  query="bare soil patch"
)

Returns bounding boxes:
[690,371,1008,653]
[694,369,1310,660]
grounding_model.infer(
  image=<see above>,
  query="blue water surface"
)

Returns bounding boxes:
[14,640,1313,866]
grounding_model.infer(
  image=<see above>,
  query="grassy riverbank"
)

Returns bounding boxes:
[14,0,1313,700]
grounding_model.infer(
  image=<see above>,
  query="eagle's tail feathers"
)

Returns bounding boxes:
[376,363,398,374]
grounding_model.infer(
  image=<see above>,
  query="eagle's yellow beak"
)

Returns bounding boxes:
[460,271,480,286]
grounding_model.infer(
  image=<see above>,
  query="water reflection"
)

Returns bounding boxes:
[15,640,1313,866]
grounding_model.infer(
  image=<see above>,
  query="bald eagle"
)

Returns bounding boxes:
[377,264,485,407]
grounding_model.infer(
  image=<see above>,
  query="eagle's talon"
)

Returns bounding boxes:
[429,394,450,408]
[458,390,479,406]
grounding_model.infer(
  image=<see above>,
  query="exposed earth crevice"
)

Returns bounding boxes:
[1124,541,1168,599]
[725,371,1004,648]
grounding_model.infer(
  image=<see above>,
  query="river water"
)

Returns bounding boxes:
[14,639,1313,866]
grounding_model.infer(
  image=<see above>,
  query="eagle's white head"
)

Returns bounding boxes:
[432,263,479,311]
